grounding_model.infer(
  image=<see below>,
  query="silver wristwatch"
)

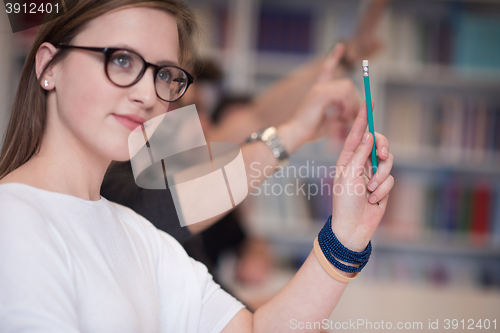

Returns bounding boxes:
[246,126,289,166]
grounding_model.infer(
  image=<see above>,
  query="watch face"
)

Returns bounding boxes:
[261,126,277,141]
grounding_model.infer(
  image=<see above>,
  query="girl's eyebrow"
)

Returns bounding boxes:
[112,43,179,67]
[157,60,179,67]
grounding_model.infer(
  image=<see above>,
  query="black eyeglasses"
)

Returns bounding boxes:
[55,44,194,103]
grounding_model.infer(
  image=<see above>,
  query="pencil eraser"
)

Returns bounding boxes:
[362,60,369,67]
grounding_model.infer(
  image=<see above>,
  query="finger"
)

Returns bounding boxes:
[347,131,374,171]
[374,132,389,160]
[374,192,389,210]
[337,102,369,165]
[320,79,359,124]
[368,174,394,205]
[364,130,387,178]
[357,0,391,38]
[367,152,393,192]
[317,43,345,83]
[362,131,389,178]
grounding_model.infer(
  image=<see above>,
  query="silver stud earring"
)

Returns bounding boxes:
[43,80,49,87]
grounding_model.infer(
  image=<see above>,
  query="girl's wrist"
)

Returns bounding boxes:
[276,121,308,155]
[330,217,373,253]
[314,215,372,282]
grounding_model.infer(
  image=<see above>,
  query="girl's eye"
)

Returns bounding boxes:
[112,54,132,68]
[157,69,172,82]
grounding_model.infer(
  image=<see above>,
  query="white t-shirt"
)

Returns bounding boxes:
[0,183,244,333]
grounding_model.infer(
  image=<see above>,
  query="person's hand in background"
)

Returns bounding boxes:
[316,43,360,143]
[341,0,391,70]
[276,45,360,154]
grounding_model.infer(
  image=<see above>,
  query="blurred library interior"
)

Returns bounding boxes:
[1,0,500,331]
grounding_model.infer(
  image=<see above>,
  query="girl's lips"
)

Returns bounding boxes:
[113,113,146,131]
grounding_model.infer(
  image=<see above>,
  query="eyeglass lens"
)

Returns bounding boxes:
[106,49,189,102]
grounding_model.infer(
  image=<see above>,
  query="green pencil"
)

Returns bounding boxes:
[362,60,378,174]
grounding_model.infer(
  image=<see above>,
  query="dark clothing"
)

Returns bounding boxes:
[100,162,191,242]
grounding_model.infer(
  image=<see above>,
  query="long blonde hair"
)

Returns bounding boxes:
[0,0,196,179]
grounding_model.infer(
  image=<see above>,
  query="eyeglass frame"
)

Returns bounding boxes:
[55,44,194,103]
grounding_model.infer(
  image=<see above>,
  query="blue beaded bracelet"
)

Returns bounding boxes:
[317,216,372,273]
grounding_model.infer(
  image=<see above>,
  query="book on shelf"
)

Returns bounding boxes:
[383,174,425,242]
[457,183,473,234]
[389,13,420,66]
[492,181,500,247]
[455,13,500,71]
[441,95,464,161]
[257,7,313,54]
[470,182,492,243]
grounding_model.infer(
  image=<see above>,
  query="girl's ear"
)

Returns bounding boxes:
[36,42,59,90]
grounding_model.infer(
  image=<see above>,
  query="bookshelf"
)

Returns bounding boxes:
[379,0,500,278]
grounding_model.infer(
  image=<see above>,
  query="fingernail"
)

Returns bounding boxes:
[381,147,388,157]
[369,195,377,203]
[362,132,370,143]
[369,182,378,191]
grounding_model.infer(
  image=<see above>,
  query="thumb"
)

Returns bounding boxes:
[317,43,345,83]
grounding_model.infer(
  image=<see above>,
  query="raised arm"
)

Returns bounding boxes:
[222,98,394,332]
[208,44,349,144]
[188,68,361,234]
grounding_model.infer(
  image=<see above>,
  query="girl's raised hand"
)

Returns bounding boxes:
[329,102,394,252]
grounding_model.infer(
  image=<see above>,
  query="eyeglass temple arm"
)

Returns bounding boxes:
[55,44,108,53]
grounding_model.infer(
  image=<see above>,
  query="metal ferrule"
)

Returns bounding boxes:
[362,65,369,77]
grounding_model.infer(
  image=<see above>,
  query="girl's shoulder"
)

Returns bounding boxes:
[0,182,109,237]
[0,183,47,220]
[0,183,66,256]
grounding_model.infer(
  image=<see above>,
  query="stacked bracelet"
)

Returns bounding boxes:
[314,216,372,281]
[313,237,358,283]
